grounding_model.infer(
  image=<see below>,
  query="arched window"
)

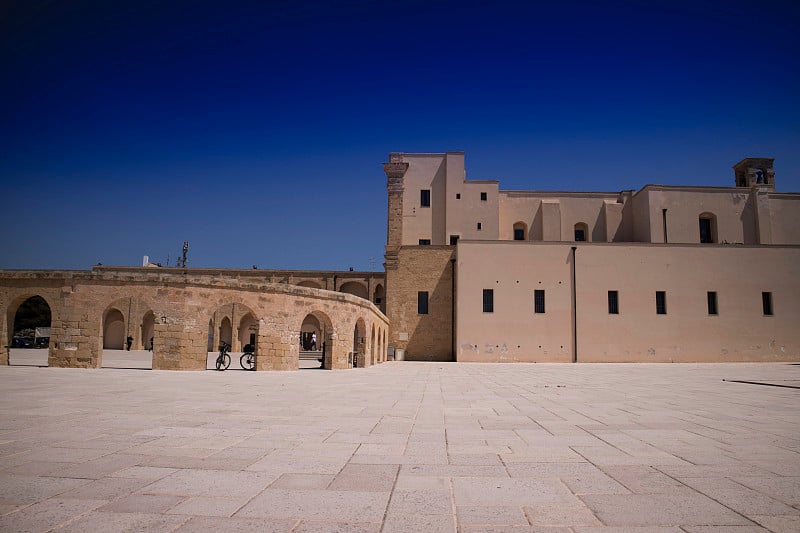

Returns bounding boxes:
[574,223,588,242]
[699,213,717,243]
[513,222,527,241]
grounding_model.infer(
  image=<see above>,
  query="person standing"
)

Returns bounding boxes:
[311,332,317,351]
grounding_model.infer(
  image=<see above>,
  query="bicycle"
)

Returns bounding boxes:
[240,343,256,371]
[216,342,231,371]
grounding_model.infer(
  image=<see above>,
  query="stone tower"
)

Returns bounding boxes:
[734,157,775,190]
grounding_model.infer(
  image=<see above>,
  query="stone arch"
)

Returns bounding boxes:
[206,302,258,369]
[353,318,366,368]
[574,222,589,242]
[370,324,376,366]
[299,311,334,370]
[301,314,321,352]
[339,281,369,300]
[238,311,259,351]
[373,284,385,313]
[699,212,718,243]
[219,317,232,347]
[297,280,322,289]
[99,296,156,356]
[141,310,156,351]
[513,221,527,241]
[103,308,126,349]
[6,294,53,366]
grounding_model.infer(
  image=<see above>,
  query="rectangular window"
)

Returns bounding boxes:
[762,292,773,316]
[483,289,494,313]
[534,290,545,314]
[707,291,718,315]
[420,189,431,207]
[456,193,461,199]
[480,192,487,201]
[574,228,586,242]
[449,235,460,245]
[417,291,429,314]
[608,290,619,314]
[418,239,431,245]
[656,291,667,315]
[477,222,482,230]
[514,228,524,241]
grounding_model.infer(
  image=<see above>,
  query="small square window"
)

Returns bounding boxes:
[477,222,482,230]
[418,292,429,314]
[480,192,487,201]
[608,291,619,314]
[707,291,718,315]
[456,193,461,199]
[534,290,545,314]
[513,228,524,241]
[656,291,667,315]
[418,239,431,245]
[420,189,431,207]
[483,289,494,313]
[762,292,773,316]
[574,229,586,242]
[450,235,460,246]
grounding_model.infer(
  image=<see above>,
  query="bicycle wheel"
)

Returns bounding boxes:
[216,353,231,370]
[240,353,254,370]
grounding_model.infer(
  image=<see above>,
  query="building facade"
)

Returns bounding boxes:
[3,152,798,369]
[383,152,800,362]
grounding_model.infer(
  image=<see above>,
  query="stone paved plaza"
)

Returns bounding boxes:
[0,362,799,532]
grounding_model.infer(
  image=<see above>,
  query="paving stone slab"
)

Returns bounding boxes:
[456,505,529,526]
[0,475,90,505]
[0,497,104,532]
[579,492,754,527]
[235,489,390,522]
[56,510,191,532]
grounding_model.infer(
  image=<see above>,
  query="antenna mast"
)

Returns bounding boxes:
[177,241,189,268]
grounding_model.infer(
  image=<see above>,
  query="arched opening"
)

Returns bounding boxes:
[300,314,320,352]
[513,221,527,241]
[207,303,257,370]
[100,299,155,369]
[103,309,126,350]
[382,329,387,363]
[8,295,51,366]
[574,222,589,242]
[353,318,366,368]
[219,317,232,347]
[370,325,376,366]
[238,312,258,352]
[297,280,322,289]
[299,312,333,369]
[141,311,155,351]
[373,284,385,314]
[699,212,717,243]
[339,281,369,300]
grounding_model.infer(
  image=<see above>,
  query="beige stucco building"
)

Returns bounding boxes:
[383,152,800,363]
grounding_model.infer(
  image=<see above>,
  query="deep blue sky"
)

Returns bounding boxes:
[1,0,798,271]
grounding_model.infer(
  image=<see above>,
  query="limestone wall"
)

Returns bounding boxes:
[1,269,388,370]
[385,246,455,361]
